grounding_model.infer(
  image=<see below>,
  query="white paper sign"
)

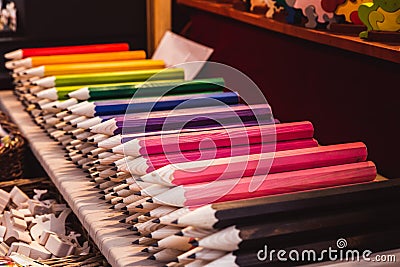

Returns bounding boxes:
[152,31,214,80]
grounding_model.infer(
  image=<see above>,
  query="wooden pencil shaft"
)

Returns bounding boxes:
[180,178,400,230]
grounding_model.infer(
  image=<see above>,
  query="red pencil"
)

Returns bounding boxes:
[139,142,368,186]
[119,121,315,157]
[124,139,319,175]
[152,161,377,207]
[5,43,130,60]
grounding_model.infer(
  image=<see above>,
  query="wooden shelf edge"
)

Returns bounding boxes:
[0,90,160,267]
[177,0,400,64]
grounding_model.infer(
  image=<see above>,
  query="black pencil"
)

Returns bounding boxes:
[177,179,400,229]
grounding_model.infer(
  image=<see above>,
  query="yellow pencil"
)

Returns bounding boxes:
[18,60,165,77]
[6,50,146,69]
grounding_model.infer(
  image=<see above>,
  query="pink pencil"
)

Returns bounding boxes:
[124,139,319,175]
[116,121,314,157]
[140,142,368,186]
[153,161,377,207]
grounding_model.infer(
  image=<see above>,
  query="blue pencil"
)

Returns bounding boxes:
[69,92,240,117]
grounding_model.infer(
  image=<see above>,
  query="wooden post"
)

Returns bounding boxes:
[147,0,172,56]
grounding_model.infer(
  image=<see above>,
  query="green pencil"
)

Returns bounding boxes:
[68,78,226,100]
[32,68,185,88]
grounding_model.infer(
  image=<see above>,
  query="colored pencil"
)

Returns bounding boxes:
[177,247,226,262]
[151,161,376,207]
[32,68,185,88]
[36,78,221,101]
[203,227,400,267]
[5,50,146,69]
[69,92,240,117]
[20,60,165,77]
[195,204,399,251]
[91,104,272,135]
[149,249,184,262]
[119,121,314,158]
[68,77,225,100]
[176,177,400,230]
[147,226,181,239]
[5,43,129,60]
[141,142,367,186]
[121,139,318,176]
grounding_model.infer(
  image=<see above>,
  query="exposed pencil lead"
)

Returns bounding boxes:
[152,218,160,224]
[189,240,199,247]
[188,254,196,259]
[146,198,154,203]
[175,231,183,236]
[171,219,178,224]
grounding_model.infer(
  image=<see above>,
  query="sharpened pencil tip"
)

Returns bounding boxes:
[118,199,124,204]
[144,212,150,216]
[152,218,160,224]
[112,192,119,196]
[136,204,143,209]
[94,184,100,189]
[150,243,158,247]
[188,254,196,259]
[145,233,152,238]
[132,240,140,245]
[123,211,130,215]
[146,198,153,203]
[99,190,106,194]
[119,218,126,223]
[105,177,111,181]
[189,240,199,247]
[111,167,118,171]
[175,231,183,236]
[134,192,141,196]
[147,255,156,260]
[109,206,115,209]
[99,196,105,200]
[127,226,134,230]
[106,200,112,204]
[131,226,138,232]
[171,219,178,224]
[141,248,149,253]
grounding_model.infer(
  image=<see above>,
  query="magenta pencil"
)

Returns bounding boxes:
[153,161,377,207]
[140,142,368,186]
[118,121,314,157]
[125,139,318,175]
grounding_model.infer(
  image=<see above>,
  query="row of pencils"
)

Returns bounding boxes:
[4,42,397,267]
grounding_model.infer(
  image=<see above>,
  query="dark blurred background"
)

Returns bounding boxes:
[0,0,147,89]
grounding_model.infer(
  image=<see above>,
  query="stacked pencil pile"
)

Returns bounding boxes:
[5,42,396,267]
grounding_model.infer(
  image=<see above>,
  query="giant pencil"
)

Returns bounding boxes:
[118,121,314,157]
[5,43,130,60]
[6,50,146,69]
[150,161,376,207]
[32,68,185,88]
